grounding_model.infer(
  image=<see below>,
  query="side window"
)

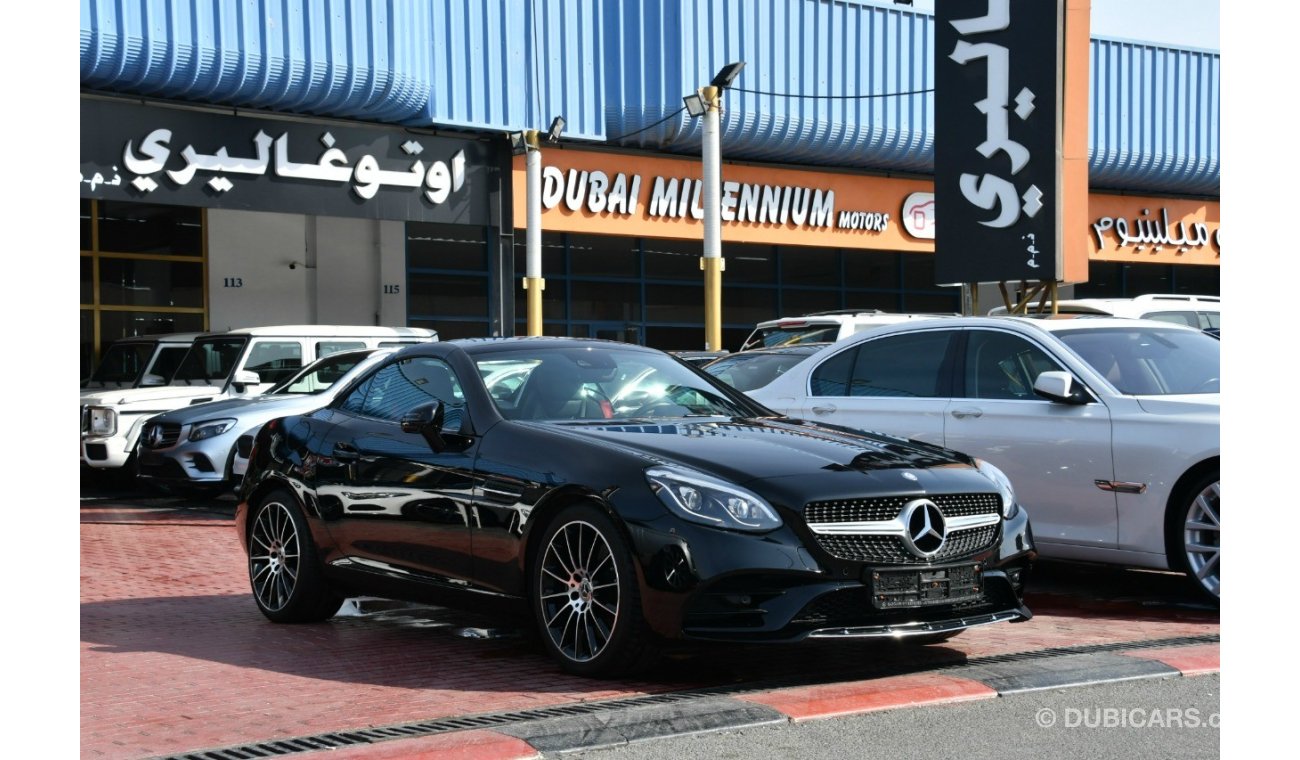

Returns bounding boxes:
[1199,311,1220,330]
[148,346,189,382]
[810,348,857,396]
[244,341,304,385]
[317,341,366,358]
[339,369,376,414]
[848,331,953,398]
[359,357,466,431]
[965,331,1062,400]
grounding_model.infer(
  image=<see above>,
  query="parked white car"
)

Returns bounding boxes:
[988,293,1220,332]
[81,325,437,474]
[82,332,200,394]
[739,309,957,351]
[136,348,396,491]
[749,315,1220,599]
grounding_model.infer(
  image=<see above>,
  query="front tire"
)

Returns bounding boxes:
[531,503,656,677]
[248,488,343,623]
[1169,472,1220,601]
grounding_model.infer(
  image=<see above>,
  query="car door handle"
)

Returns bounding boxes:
[810,404,838,415]
[950,407,984,419]
[332,441,360,463]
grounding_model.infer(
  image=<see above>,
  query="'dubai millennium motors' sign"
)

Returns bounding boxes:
[510,147,934,252]
[79,97,493,225]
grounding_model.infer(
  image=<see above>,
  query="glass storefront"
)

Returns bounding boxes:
[406,222,494,340]
[79,200,207,379]
[511,232,961,352]
[1075,261,1221,298]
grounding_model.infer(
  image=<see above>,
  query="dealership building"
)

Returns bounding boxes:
[78,0,1219,375]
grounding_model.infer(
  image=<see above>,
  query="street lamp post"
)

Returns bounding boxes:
[509,117,565,337]
[684,62,744,351]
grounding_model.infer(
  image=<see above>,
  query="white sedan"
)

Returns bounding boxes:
[750,315,1220,599]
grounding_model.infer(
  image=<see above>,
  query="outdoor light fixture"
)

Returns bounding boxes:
[508,130,528,155]
[682,93,707,117]
[546,115,566,142]
[680,60,746,351]
[710,61,746,90]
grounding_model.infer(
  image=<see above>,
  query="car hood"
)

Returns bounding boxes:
[1134,394,1220,419]
[80,384,224,408]
[149,393,329,425]
[532,416,978,487]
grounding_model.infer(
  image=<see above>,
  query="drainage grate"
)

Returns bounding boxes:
[153,633,1218,760]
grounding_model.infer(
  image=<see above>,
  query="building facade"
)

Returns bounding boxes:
[79,0,1220,374]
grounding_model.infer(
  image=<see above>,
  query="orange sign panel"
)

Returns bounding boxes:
[511,146,934,252]
[1087,194,1220,266]
[513,147,1220,269]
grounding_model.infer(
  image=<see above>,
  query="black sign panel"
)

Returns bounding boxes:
[935,0,1063,283]
[80,97,493,225]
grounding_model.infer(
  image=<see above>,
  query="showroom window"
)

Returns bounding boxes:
[406,222,493,340]
[513,233,959,352]
[80,200,208,379]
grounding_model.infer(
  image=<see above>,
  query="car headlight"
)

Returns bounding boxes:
[88,407,117,436]
[189,418,237,441]
[645,466,782,532]
[976,459,1019,519]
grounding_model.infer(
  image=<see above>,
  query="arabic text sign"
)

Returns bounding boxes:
[80,98,492,225]
[935,0,1063,283]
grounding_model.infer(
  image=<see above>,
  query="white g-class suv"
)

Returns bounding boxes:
[80,325,437,474]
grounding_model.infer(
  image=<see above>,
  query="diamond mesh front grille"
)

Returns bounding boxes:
[804,492,1000,524]
[803,492,1002,564]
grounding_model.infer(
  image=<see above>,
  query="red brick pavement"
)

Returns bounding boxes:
[81,505,1219,759]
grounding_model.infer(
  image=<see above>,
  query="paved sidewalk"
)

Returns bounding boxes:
[80,502,1219,760]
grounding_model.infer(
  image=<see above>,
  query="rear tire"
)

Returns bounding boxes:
[248,488,343,623]
[1167,471,1220,601]
[531,503,657,677]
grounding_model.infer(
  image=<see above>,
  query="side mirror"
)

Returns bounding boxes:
[232,369,261,392]
[139,373,166,387]
[1032,371,1091,405]
[400,401,447,453]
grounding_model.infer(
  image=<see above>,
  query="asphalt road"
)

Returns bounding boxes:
[562,674,1220,760]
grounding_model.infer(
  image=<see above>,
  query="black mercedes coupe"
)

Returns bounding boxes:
[236,338,1035,677]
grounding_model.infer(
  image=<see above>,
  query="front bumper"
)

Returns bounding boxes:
[626,501,1034,644]
[136,426,238,486]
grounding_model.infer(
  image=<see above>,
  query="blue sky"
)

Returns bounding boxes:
[906,0,1219,51]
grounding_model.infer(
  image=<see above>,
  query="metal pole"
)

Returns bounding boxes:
[700,86,724,352]
[523,130,545,336]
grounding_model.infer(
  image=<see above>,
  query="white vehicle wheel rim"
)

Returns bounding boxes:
[1183,481,1220,597]
[538,520,620,663]
[250,501,300,611]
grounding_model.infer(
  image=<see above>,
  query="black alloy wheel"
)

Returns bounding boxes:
[248,489,343,623]
[532,503,655,677]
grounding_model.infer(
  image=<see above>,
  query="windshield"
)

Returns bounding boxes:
[269,350,375,395]
[474,346,761,421]
[704,351,815,392]
[1056,327,1220,395]
[86,342,154,385]
[740,324,838,350]
[171,338,247,385]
